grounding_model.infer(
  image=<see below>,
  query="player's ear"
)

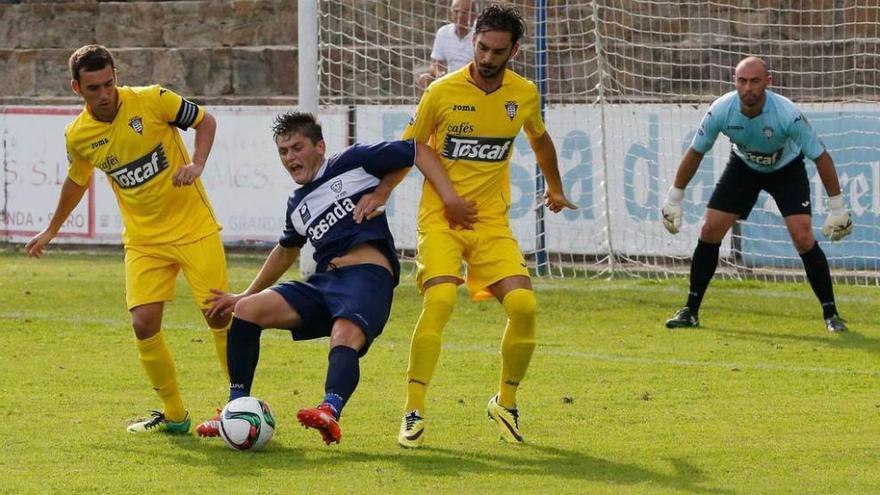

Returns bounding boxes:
[510,42,519,58]
[71,79,81,96]
[316,139,326,155]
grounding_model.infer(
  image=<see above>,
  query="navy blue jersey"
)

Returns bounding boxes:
[279,140,417,285]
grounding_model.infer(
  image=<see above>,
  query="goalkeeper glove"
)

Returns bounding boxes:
[661,187,684,235]
[821,194,853,241]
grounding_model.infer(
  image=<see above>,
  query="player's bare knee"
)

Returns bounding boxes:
[330,319,366,350]
[791,231,816,253]
[204,311,231,330]
[131,315,161,339]
[699,223,727,243]
[232,296,264,325]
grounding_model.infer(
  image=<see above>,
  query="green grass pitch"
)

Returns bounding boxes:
[1,248,878,494]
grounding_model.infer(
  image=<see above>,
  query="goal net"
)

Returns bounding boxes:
[317,0,880,283]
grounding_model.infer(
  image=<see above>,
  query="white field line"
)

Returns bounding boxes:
[3,311,878,378]
[532,280,880,304]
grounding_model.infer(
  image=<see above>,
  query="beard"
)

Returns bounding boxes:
[477,61,506,79]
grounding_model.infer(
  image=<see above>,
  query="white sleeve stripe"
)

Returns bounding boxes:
[174,100,198,128]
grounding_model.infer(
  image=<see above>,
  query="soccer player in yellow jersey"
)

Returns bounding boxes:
[25,45,230,434]
[394,5,577,447]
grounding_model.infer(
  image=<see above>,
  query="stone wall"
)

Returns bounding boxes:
[1,0,878,105]
[0,0,297,104]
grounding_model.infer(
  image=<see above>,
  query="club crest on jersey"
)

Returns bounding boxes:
[298,203,312,224]
[330,179,343,193]
[763,126,773,139]
[128,116,144,135]
[504,101,518,121]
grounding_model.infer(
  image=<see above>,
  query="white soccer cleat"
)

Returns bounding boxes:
[398,410,425,449]
[487,395,523,444]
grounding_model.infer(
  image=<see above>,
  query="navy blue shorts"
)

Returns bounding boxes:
[707,152,811,220]
[270,264,394,356]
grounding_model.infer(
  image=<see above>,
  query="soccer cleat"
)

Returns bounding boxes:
[487,395,523,444]
[825,314,848,333]
[126,410,191,434]
[397,410,425,449]
[297,403,342,445]
[665,306,699,329]
[196,409,222,437]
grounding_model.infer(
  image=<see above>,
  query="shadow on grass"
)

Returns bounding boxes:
[102,435,735,493]
[322,442,733,494]
[711,325,880,358]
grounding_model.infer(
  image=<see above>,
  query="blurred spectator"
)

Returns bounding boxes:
[417,0,478,89]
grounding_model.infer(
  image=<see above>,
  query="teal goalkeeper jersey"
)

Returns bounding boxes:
[691,89,826,173]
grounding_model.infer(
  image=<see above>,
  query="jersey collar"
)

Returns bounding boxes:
[313,158,330,181]
[464,62,509,95]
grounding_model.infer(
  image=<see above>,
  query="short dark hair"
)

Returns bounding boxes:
[475,4,525,45]
[69,44,115,81]
[272,111,323,143]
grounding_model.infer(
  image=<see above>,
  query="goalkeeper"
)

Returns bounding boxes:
[661,56,853,333]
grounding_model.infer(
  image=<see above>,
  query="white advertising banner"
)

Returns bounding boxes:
[1,106,348,245]
[19,103,880,263]
[353,103,732,256]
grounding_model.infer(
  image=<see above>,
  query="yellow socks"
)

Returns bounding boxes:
[136,331,186,422]
[211,324,230,381]
[498,288,536,409]
[404,283,458,414]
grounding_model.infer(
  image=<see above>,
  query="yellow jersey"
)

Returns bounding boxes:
[66,85,220,245]
[403,63,546,231]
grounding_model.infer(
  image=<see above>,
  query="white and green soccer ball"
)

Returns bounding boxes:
[219,396,276,451]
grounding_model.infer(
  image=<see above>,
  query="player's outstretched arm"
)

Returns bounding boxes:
[661,147,705,235]
[173,111,217,187]
[814,151,853,241]
[25,178,88,258]
[354,167,411,224]
[205,244,300,319]
[528,132,578,213]
[414,142,476,229]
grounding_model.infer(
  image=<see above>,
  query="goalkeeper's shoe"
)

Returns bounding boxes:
[397,410,425,449]
[487,395,523,444]
[196,409,222,437]
[825,314,848,333]
[297,403,342,445]
[127,410,190,434]
[665,307,699,329]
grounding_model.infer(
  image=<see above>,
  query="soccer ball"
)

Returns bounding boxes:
[219,396,276,451]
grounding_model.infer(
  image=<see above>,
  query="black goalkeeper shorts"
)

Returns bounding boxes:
[707,152,812,220]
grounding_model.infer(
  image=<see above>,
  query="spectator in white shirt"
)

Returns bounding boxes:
[417,0,478,89]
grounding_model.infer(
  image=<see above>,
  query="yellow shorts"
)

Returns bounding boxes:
[124,232,229,310]
[416,227,529,299]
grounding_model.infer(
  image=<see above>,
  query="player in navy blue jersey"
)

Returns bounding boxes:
[661,57,853,333]
[195,111,475,445]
